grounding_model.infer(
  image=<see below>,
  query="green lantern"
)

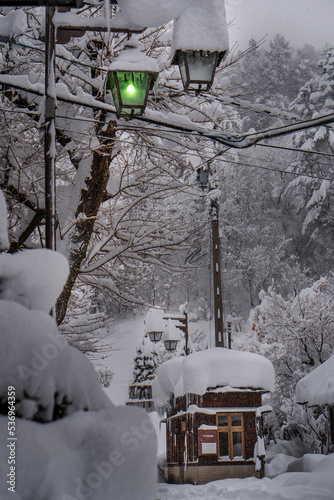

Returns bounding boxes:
[106,40,159,118]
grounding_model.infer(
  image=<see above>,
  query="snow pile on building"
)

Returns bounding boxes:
[0,194,157,499]
[296,354,334,406]
[153,347,275,408]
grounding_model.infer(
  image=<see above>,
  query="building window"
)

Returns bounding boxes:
[217,413,244,460]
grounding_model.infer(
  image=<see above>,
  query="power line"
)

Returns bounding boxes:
[256,141,334,159]
[214,156,334,182]
[1,105,334,177]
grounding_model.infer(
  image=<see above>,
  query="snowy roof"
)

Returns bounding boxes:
[108,40,159,73]
[296,355,334,406]
[171,0,229,60]
[153,348,275,407]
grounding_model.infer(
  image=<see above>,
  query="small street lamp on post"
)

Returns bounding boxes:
[170,0,228,93]
[106,39,159,118]
[162,318,183,352]
[145,308,165,343]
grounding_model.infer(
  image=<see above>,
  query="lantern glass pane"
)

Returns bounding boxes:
[117,71,149,113]
[177,52,188,89]
[149,331,163,342]
[108,72,120,111]
[165,340,177,351]
[186,51,217,83]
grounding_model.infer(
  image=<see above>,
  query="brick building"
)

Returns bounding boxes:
[153,348,275,484]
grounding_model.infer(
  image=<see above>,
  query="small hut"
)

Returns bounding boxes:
[153,348,275,485]
[296,354,334,453]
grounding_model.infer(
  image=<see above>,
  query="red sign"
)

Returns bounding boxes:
[198,427,218,455]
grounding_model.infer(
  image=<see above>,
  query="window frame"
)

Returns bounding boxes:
[216,412,245,460]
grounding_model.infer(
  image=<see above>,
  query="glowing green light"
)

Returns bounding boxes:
[126,83,136,95]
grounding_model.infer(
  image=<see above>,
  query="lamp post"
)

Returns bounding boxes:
[106,39,159,118]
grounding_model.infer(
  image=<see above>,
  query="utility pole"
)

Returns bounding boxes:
[211,200,224,348]
[44,6,56,250]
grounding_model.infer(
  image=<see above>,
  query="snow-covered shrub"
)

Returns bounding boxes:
[0,237,157,499]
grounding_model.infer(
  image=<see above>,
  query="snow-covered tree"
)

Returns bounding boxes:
[132,336,159,384]
[250,277,334,440]
[284,46,334,273]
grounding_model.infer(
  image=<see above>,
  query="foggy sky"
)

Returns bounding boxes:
[225,0,334,51]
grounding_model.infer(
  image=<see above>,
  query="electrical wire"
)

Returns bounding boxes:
[214,156,334,182]
[256,141,334,158]
[0,104,333,158]
[1,106,333,183]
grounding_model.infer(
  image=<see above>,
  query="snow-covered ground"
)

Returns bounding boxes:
[94,312,146,405]
[94,314,334,500]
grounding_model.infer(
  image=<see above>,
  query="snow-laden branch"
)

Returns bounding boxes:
[1,74,334,150]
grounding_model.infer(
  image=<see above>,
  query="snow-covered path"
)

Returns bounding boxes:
[95,313,145,405]
[156,455,334,499]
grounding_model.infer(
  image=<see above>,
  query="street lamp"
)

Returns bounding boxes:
[106,40,159,118]
[162,318,183,351]
[172,50,225,93]
[170,0,229,93]
[145,308,165,343]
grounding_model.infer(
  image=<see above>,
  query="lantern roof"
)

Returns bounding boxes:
[162,318,183,342]
[144,308,166,333]
[171,0,229,63]
[116,0,192,28]
[108,39,159,73]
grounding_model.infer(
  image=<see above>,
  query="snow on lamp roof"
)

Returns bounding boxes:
[296,355,334,406]
[144,308,166,333]
[108,39,159,73]
[153,348,275,407]
[162,318,183,342]
[171,0,229,61]
[116,0,192,28]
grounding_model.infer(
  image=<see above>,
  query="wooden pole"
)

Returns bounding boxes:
[211,216,224,347]
[45,6,56,250]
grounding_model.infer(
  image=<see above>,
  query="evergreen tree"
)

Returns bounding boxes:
[132,336,159,384]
